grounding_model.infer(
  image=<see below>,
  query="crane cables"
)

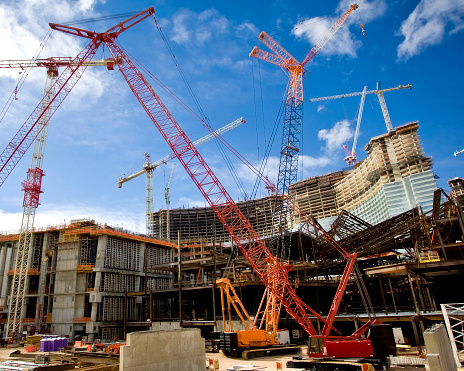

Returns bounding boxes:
[152,17,249,201]
[250,61,287,200]
[0,29,52,126]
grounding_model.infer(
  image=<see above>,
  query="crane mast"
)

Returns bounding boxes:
[343,86,367,165]
[250,4,358,259]
[165,164,175,240]
[0,46,135,342]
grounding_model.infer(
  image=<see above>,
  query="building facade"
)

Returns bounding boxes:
[0,219,174,341]
[291,121,437,229]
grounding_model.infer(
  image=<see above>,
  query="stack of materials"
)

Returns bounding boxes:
[39,336,68,352]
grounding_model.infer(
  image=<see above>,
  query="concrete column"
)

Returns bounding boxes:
[138,242,146,291]
[0,243,9,298]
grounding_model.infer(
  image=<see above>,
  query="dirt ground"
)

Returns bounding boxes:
[0,345,426,371]
[205,347,426,371]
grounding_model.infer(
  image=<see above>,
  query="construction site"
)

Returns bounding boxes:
[0,3,463,371]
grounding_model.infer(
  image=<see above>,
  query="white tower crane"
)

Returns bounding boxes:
[118,118,245,236]
[165,164,175,240]
[343,86,367,165]
[309,82,412,164]
[309,82,412,132]
[0,57,115,338]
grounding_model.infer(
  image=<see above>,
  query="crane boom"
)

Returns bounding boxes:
[0,57,118,69]
[117,117,245,187]
[308,84,412,102]
[301,4,359,67]
[352,86,367,156]
[310,83,412,138]
[0,45,108,187]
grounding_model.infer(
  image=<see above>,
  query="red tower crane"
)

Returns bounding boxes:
[249,4,358,258]
[1,9,391,365]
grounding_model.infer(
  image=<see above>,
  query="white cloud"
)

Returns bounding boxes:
[236,21,259,38]
[292,0,387,60]
[318,119,353,152]
[397,0,464,61]
[337,0,387,25]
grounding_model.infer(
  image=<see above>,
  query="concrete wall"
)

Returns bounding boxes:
[424,323,457,371]
[120,328,205,371]
[52,241,79,338]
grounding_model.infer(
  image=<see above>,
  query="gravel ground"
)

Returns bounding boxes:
[205,347,427,371]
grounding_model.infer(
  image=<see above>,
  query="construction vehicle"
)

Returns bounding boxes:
[0,8,396,370]
[214,276,301,359]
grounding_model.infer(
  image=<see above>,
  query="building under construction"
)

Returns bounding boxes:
[0,122,463,350]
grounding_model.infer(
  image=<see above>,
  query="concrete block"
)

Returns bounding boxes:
[424,323,458,371]
[120,328,205,371]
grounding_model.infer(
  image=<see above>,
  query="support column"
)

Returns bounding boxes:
[387,276,398,314]
[177,231,182,327]
[377,274,388,315]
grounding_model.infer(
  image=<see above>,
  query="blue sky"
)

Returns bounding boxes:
[0,0,463,234]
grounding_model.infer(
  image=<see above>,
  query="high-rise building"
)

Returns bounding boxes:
[291,121,437,229]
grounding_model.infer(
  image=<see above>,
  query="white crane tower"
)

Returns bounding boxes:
[309,82,412,164]
[118,118,245,237]
[0,57,115,338]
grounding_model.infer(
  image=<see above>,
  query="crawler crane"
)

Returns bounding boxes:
[0,9,396,369]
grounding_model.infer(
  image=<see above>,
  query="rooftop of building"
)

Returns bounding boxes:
[0,218,176,247]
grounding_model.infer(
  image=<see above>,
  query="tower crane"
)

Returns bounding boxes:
[117,118,245,236]
[1,10,393,367]
[164,164,175,240]
[343,86,367,165]
[250,4,358,259]
[309,82,412,133]
[0,57,116,337]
